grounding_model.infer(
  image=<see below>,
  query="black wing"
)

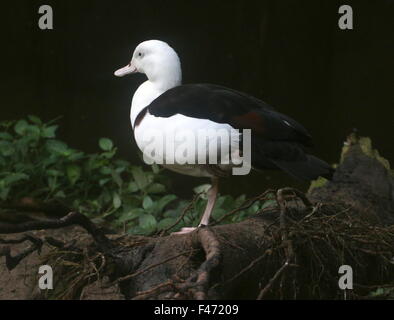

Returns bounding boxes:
[147,84,333,180]
[148,84,313,147]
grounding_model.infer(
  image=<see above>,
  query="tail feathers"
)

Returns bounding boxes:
[271,155,334,181]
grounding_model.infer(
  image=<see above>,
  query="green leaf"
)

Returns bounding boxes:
[143,196,153,210]
[111,169,123,187]
[99,166,112,175]
[0,132,13,140]
[163,200,188,218]
[68,151,84,161]
[99,138,113,151]
[113,192,122,209]
[130,208,145,217]
[99,178,111,186]
[193,184,211,198]
[86,155,102,170]
[369,288,386,297]
[114,159,130,168]
[25,125,41,139]
[102,151,117,159]
[14,120,28,135]
[47,176,58,192]
[41,125,58,138]
[155,194,177,212]
[151,164,160,174]
[157,217,177,230]
[66,164,81,185]
[139,213,157,234]
[4,173,29,185]
[131,167,149,190]
[117,208,144,223]
[127,181,139,193]
[28,115,42,125]
[46,140,68,154]
[54,190,66,198]
[146,183,166,194]
[0,141,14,156]
[40,155,58,167]
[47,169,64,177]
[212,208,226,220]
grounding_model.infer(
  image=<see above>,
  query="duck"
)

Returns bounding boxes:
[114,40,333,234]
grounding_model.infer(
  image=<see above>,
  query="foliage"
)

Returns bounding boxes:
[0,116,275,235]
[368,287,394,299]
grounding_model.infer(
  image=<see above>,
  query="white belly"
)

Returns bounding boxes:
[134,113,241,177]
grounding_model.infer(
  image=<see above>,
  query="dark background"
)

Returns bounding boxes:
[0,0,393,197]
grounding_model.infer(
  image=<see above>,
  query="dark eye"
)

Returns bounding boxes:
[138,52,142,57]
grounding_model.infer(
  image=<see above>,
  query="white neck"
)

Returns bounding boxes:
[130,69,182,128]
[148,62,182,92]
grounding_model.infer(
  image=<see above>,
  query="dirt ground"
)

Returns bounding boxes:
[0,226,124,300]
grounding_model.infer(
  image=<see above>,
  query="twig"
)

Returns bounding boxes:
[212,189,276,225]
[132,280,174,300]
[160,193,202,236]
[257,261,297,299]
[213,251,270,290]
[276,188,310,261]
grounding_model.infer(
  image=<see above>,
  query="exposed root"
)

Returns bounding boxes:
[133,280,175,300]
[0,234,43,270]
[129,227,222,299]
[38,239,108,299]
[182,227,221,299]
[0,211,112,250]
[257,261,297,299]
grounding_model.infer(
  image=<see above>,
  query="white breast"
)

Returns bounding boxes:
[134,113,241,177]
[130,81,163,127]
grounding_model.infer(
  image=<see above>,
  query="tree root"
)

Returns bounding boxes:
[0,234,43,270]
[174,228,221,299]
[0,211,112,250]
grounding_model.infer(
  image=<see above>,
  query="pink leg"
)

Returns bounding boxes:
[172,177,219,235]
[198,177,219,226]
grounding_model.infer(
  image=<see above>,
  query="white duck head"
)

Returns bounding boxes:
[114,40,182,91]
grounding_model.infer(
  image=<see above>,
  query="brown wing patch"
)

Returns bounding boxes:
[231,112,265,134]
